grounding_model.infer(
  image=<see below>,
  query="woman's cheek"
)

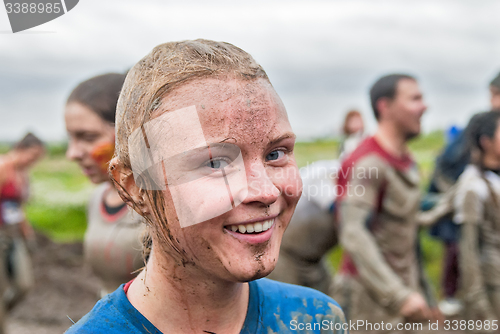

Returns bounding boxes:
[90,141,115,174]
[272,165,302,202]
[285,173,303,204]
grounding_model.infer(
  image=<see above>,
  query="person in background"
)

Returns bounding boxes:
[425,71,500,316]
[0,132,45,333]
[338,109,365,161]
[65,73,145,297]
[432,72,500,194]
[453,111,500,330]
[333,74,436,333]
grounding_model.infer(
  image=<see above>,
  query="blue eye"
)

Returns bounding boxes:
[206,159,229,169]
[266,150,284,161]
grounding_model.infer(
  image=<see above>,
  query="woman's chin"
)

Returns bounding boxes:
[88,172,108,184]
[226,257,278,282]
[230,270,271,283]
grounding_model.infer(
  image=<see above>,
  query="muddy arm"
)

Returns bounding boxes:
[417,185,456,227]
[458,191,495,319]
[339,157,412,314]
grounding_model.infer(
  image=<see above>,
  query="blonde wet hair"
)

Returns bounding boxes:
[112,39,269,259]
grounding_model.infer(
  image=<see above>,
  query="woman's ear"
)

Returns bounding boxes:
[109,157,150,217]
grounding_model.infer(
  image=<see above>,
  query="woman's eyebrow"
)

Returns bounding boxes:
[268,133,296,146]
[218,137,237,144]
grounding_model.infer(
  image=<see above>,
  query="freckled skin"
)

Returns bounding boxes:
[121,76,303,334]
[150,77,303,282]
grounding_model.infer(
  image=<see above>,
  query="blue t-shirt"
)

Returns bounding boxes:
[66,278,347,333]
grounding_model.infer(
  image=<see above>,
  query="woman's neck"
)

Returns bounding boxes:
[102,182,124,207]
[127,248,249,334]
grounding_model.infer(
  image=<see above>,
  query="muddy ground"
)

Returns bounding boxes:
[6,233,100,334]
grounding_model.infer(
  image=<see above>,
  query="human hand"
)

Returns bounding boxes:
[399,292,431,322]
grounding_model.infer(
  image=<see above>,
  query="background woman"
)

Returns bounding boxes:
[338,109,365,160]
[66,40,346,333]
[65,73,145,296]
[454,111,500,329]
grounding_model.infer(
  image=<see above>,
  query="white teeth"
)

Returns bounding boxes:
[227,219,274,234]
[262,220,273,231]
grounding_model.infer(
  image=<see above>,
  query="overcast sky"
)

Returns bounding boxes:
[1,0,499,141]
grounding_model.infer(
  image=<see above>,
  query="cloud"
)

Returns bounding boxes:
[0,0,499,140]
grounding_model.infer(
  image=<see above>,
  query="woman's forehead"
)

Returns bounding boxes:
[155,77,281,113]
[152,77,292,146]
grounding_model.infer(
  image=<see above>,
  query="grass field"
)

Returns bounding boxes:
[20,131,447,295]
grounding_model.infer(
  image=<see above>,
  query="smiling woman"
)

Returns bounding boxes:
[65,39,347,334]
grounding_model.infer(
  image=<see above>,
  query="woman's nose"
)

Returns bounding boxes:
[66,140,84,161]
[242,163,280,207]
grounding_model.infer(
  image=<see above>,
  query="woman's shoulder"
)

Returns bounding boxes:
[255,278,342,310]
[0,157,14,186]
[65,286,160,334]
[456,165,489,199]
[64,289,131,334]
[459,164,481,180]
[252,278,346,330]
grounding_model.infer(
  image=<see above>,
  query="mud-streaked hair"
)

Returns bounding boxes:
[112,39,269,258]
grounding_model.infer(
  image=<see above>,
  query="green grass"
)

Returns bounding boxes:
[26,204,87,242]
[23,134,448,294]
[294,139,339,167]
[26,157,93,242]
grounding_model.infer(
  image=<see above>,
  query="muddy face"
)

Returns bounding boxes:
[150,77,302,282]
[65,102,115,184]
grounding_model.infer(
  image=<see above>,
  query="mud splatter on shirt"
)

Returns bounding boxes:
[66,278,346,333]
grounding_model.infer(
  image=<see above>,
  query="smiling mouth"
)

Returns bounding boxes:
[224,219,275,234]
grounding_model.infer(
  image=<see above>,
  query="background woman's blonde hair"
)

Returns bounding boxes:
[112,39,269,259]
